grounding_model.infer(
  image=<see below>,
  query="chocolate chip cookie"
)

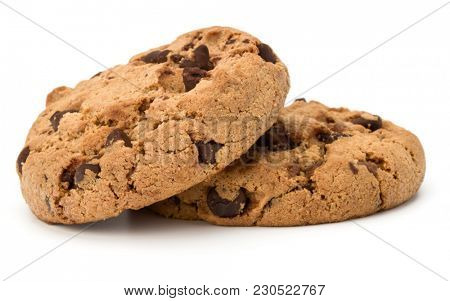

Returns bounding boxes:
[150,100,425,226]
[17,26,289,224]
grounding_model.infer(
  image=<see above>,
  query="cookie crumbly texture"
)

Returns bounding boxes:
[16,26,290,224]
[151,100,426,226]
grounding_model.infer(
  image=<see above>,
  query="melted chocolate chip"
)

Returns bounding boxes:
[207,187,247,218]
[195,141,223,164]
[141,50,170,64]
[183,67,207,92]
[50,110,78,131]
[170,54,183,63]
[295,98,306,102]
[349,162,359,175]
[226,38,236,45]
[257,43,277,63]
[105,129,132,148]
[256,123,298,151]
[74,163,101,184]
[168,196,181,206]
[193,45,213,70]
[17,146,30,175]
[316,132,347,144]
[351,115,382,131]
[358,161,378,176]
[61,164,77,189]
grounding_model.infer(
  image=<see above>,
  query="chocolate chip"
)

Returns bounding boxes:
[304,160,324,178]
[207,187,247,218]
[179,45,213,71]
[243,39,250,43]
[141,50,170,64]
[193,45,213,70]
[74,163,100,185]
[183,67,207,92]
[138,99,151,114]
[61,164,77,189]
[358,161,378,176]
[304,179,315,193]
[183,42,194,51]
[316,132,347,144]
[239,148,259,165]
[168,196,181,206]
[195,141,223,164]
[50,110,78,131]
[257,43,277,63]
[179,59,196,68]
[295,98,306,102]
[351,115,382,131]
[161,69,174,76]
[256,123,298,151]
[170,54,183,63]
[105,129,132,148]
[17,146,30,175]
[349,162,359,175]
[45,197,51,212]
[226,38,236,45]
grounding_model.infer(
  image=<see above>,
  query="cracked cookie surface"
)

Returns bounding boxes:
[16,26,289,224]
[150,100,426,226]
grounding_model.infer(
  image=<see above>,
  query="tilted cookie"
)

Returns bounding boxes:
[150,100,425,226]
[16,26,289,224]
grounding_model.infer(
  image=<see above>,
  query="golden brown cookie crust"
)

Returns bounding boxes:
[151,100,426,226]
[17,26,289,224]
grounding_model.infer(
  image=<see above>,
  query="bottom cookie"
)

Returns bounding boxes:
[150,100,425,226]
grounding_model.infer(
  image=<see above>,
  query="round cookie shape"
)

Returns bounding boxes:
[150,100,426,226]
[16,26,289,224]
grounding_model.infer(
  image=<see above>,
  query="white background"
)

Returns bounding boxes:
[1,0,449,300]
